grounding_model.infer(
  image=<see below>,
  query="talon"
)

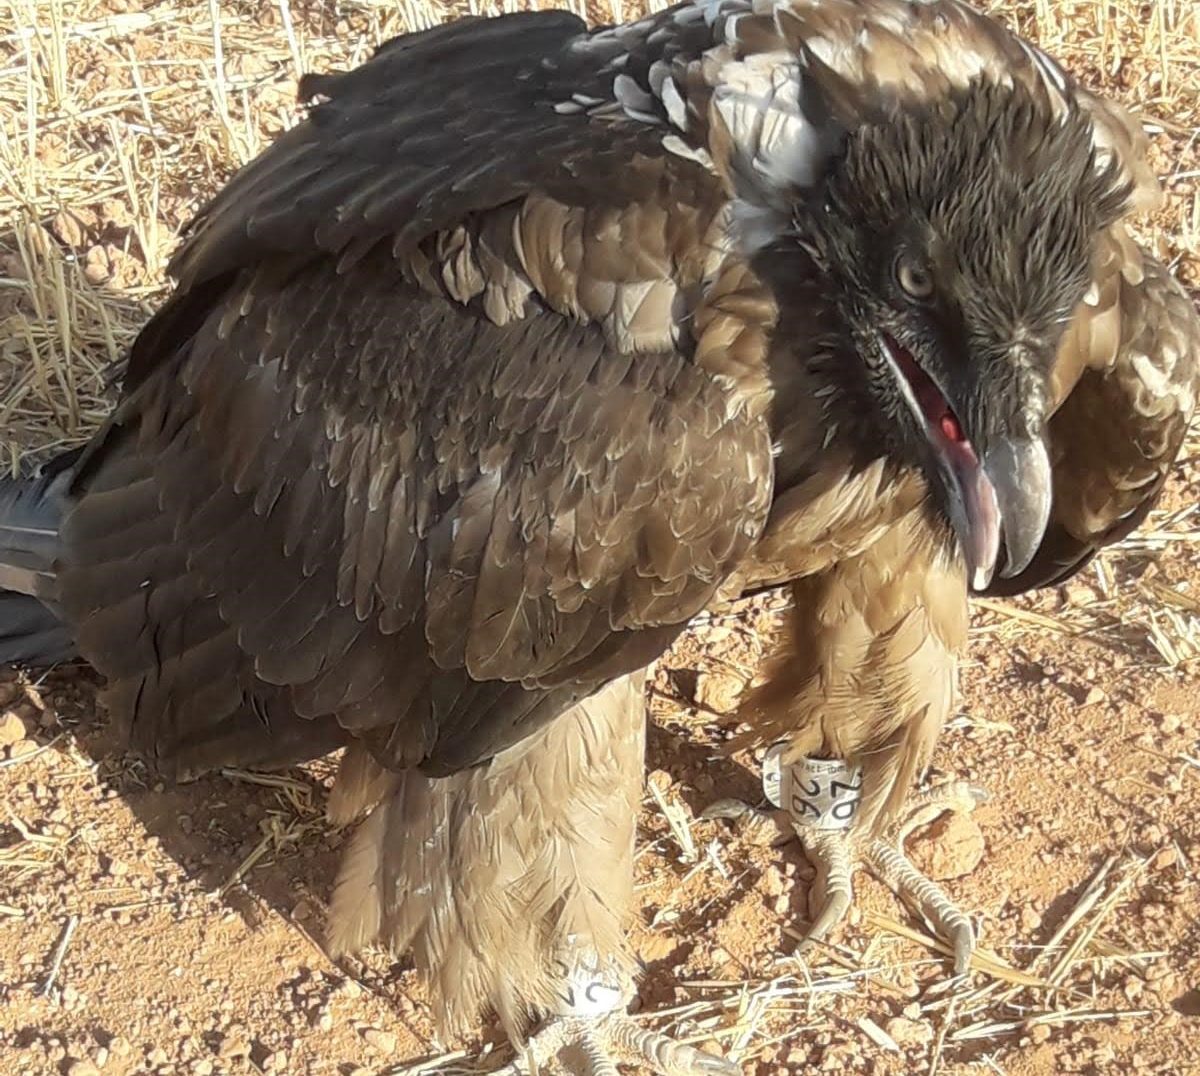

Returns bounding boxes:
[964,783,990,807]
[700,798,792,847]
[866,835,978,979]
[499,1014,741,1076]
[698,798,758,822]
[797,828,854,952]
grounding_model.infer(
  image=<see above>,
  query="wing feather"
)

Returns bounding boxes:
[986,233,1199,595]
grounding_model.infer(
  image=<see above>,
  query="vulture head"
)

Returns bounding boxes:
[780,79,1130,588]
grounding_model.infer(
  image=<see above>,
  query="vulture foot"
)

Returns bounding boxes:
[496,1013,740,1076]
[705,775,987,980]
[802,780,987,981]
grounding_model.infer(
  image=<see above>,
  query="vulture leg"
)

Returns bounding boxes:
[324,670,738,1073]
[709,516,975,977]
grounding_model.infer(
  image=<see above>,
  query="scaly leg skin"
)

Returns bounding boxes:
[494,953,740,1076]
[705,778,988,981]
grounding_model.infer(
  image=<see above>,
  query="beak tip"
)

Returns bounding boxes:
[970,564,994,592]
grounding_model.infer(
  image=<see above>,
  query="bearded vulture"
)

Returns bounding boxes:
[0,0,1195,1072]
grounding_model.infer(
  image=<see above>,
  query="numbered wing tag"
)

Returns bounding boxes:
[762,744,863,832]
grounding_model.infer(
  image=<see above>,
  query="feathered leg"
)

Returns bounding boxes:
[708,514,979,979]
[326,671,737,1075]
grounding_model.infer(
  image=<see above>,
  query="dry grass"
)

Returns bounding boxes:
[0,0,1197,1072]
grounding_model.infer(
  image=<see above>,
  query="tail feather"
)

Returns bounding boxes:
[0,592,75,664]
[0,453,77,665]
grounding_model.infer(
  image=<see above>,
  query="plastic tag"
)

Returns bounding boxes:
[762,744,863,832]
[548,956,627,1018]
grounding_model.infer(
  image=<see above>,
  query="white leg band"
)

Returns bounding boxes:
[547,948,629,1018]
[762,744,863,832]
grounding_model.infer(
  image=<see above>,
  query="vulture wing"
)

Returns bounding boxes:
[985,232,1199,595]
[58,12,773,778]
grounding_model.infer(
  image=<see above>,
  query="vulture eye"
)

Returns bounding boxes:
[895,257,934,301]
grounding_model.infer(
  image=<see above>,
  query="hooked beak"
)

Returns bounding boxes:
[880,333,1053,591]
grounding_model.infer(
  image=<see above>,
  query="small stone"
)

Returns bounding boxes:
[908,812,985,880]
[1158,713,1182,734]
[1140,823,1166,845]
[761,865,786,898]
[1150,971,1178,996]
[885,1016,932,1048]
[217,1036,250,1060]
[1084,686,1106,706]
[1020,906,1042,934]
[146,1047,169,1066]
[1028,1023,1052,1044]
[50,209,92,248]
[191,1062,214,1076]
[693,671,744,714]
[83,245,111,285]
[291,899,313,921]
[0,709,27,746]
[638,926,676,959]
[66,1061,101,1076]
[362,1028,397,1054]
[6,738,38,759]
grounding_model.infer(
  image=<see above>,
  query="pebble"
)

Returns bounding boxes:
[760,865,786,898]
[362,1028,397,1054]
[7,738,38,759]
[0,709,27,746]
[291,899,313,921]
[66,1062,100,1076]
[1020,906,1043,933]
[909,812,985,880]
[217,1035,250,1060]
[884,1016,932,1048]
[693,671,744,714]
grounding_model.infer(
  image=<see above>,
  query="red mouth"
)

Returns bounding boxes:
[879,332,1001,590]
[882,332,968,448]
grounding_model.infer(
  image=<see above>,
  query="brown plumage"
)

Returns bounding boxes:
[0,1,1194,1071]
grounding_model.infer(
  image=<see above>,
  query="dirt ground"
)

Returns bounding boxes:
[0,1,1198,1074]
